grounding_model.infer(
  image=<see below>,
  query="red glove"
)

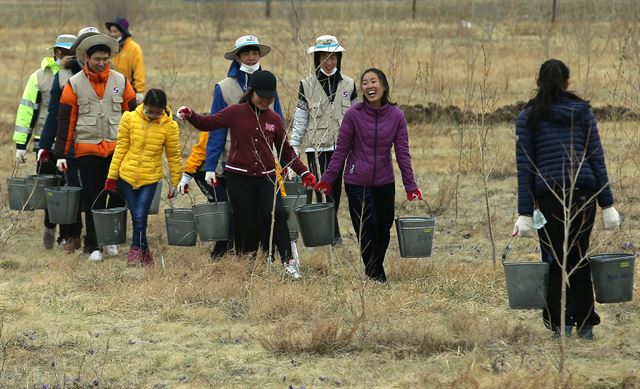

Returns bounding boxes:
[104,178,118,193]
[407,189,423,201]
[177,106,192,120]
[301,172,317,188]
[37,149,50,163]
[314,181,331,194]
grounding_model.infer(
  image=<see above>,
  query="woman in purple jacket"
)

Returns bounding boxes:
[315,68,423,283]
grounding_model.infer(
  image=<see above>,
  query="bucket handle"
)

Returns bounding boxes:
[619,228,638,256]
[399,198,433,218]
[162,189,194,209]
[90,188,123,211]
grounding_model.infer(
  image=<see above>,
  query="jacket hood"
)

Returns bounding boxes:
[523,97,590,126]
[135,103,173,124]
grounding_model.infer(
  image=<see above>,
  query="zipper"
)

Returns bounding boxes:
[372,109,379,186]
[137,119,150,185]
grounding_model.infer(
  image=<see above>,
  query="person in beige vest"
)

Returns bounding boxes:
[13,33,76,249]
[53,33,136,262]
[290,35,357,246]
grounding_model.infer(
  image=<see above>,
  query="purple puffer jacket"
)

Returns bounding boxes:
[321,102,418,192]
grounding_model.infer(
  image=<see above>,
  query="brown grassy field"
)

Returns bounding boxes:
[0,0,639,387]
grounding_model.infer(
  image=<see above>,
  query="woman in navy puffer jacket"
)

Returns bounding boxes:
[513,59,620,339]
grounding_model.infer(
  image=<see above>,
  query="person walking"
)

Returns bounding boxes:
[13,33,76,249]
[54,33,137,261]
[290,35,357,246]
[39,27,100,254]
[106,89,182,266]
[178,35,283,260]
[314,68,422,283]
[106,18,145,104]
[177,71,316,279]
[513,59,620,339]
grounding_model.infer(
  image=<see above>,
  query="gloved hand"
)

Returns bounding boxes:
[602,207,621,230]
[205,171,218,187]
[56,158,68,172]
[37,149,50,163]
[167,187,177,199]
[314,180,331,194]
[136,92,145,105]
[104,178,118,193]
[407,189,423,201]
[176,106,192,120]
[177,173,192,194]
[512,215,535,238]
[301,172,317,188]
[15,149,27,164]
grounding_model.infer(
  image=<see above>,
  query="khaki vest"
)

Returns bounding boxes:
[58,68,73,90]
[69,70,126,144]
[301,74,354,149]
[34,67,56,139]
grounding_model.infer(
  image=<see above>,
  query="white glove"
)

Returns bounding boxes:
[56,158,68,172]
[15,149,27,163]
[136,92,145,105]
[177,173,192,194]
[205,171,218,187]
[512,215,535,238]
[602,207,621,230]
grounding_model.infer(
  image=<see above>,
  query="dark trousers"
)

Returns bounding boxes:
[225,172,291,263]
[345,183,396,282]
[307,151,342,239]
[37,159,83,238]
[78,155,125,252]
[537,189,600,329]
[118,180,157,250]
[194,171,233,257]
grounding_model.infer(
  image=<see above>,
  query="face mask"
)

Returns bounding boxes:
[320,67,338,77]
[56,58,63,65]
[240,62,260,74]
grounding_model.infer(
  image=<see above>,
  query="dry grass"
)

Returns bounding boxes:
[0,0,640,387]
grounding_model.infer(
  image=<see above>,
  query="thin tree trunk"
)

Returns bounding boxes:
[265,0,272,18]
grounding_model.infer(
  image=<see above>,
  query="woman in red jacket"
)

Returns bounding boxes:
[177,71,316,279]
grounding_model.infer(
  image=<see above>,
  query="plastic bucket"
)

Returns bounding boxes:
[193,202,231,242]
[26,174,60,210]
[45,186,82,224]
[7,177,30,211]
[165,208,197,246]
[395,217,436,258]
[294,203,334,247]
[284,178,312,203]
[503,262,550,309]
[590,253,636,303]
[149,181,162,215]
[283,195,307,240]
[92,207,127,245]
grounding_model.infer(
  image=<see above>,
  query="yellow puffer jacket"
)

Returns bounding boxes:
[108,104,182,189]
[111,37,145,93]
[184,131,208,175]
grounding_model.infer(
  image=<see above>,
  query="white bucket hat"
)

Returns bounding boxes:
[75,33,119,61]
[307,35,346,54]
[48,34,77,50]
[224,35,271,60]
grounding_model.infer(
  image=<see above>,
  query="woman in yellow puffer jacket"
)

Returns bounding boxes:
[105,89,182,266]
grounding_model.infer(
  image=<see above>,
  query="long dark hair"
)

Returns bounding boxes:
[360,67,395,106]
[527,59,586,130]
[143,88,170,116]
[238,88,254,104]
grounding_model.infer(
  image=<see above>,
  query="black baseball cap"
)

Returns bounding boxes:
[250,70,277,98]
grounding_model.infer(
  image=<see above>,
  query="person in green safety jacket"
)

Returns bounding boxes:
[13,33,76,250]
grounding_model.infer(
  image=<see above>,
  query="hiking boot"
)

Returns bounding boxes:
[576,325,594,340]
[104,245,118,257]
[43,227,56,250]
[283,259,301,279]
[553,325,573,338]
[88,250,103,262]
[141,248,154,267]
[127,247,142,266]
[63,237,82,254]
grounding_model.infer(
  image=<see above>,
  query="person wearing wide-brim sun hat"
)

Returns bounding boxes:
[106,17,146,104]
[177,35,284,261]
[53,32,137,262]
[289,35,358,247]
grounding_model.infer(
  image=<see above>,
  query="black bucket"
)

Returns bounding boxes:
[45,186,82,224]
[294,203,335,247]
[395,216,436,258]
[502,241,550,309]
[590,253,636,303]
[7,177,30,211]
[92,207,127,245]
[284,178,312,203]
[165,208,197,246]
[149,181,162,215]
[283,194,307,240]
[26,174,60,210]
[193,201,231,242]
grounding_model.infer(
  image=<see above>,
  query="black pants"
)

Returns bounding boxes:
[345,183,395,282]
[537,189,600,329]
[307,151,342,239]
[77,155,125,252]
[37,159,83,239]
[193,172,233,257]
[225,172,291,263]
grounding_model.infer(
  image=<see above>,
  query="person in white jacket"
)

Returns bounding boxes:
[289,35,357,246]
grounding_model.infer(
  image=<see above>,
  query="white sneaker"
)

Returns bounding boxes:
[283,260,301,279]
[104,245,118,256]
[88,250,103,262]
